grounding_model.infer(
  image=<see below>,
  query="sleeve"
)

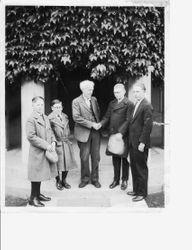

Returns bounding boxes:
[72,99,93,128]
[48,117,58,145]
[26,118,50,150]
[100,102,112,128]
[139,104,153,144]
[118,101,134,135]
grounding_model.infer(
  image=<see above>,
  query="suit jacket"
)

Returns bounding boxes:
[100,97,134,157]
[26,111,57,181]
[129,98,153,149]
[48,112,78,171]
[72,95,100,142]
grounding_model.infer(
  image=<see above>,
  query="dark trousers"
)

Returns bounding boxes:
[112,156,129,182]
[78,129,100,183]
[130,146,149,197]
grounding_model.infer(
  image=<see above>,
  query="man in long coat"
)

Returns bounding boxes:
[26,96,57,207]
[72,80,101,188]
[48,99,78,190]
[100,84,134,190]
[127,83,153,202]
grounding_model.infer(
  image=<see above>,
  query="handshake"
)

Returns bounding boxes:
[92,122,102,130]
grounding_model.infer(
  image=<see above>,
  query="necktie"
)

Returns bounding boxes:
[89,100,98,122]
[132,101,139,118]
[58,115,62,122]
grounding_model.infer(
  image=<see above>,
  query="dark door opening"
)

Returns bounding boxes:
[5,83,21,150]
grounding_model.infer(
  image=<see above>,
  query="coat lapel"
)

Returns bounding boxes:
[131,98,145,123]
[33,112,45,127]
[61,113,69,130]
[80,95,92,114]
[49,112,65,129]
[112,97,127,111]
[90,97,99,122]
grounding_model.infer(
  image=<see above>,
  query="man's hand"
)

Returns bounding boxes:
[92,122,101,130]
[138,143,145,152]
[115,133,123,139]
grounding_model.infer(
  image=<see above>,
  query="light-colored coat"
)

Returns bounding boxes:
[26,111,57,181]
[48,112,78,171]
[72,95,100,142]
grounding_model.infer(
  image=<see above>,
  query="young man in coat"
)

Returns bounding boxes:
[127,83,153,202]
[48,99,77,190]
[72,80,101,188]
[99,84,134,190]
[26,96,57,207]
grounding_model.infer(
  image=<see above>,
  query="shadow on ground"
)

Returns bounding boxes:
[145,192,164,208]
[5,195,28,207]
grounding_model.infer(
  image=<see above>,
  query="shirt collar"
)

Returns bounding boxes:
[135,97,144,106]
[83,95,91,102]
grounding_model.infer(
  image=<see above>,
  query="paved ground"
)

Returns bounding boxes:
[4,138,164,208]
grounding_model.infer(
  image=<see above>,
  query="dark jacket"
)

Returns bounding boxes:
[129,98,153,149]
[101,97,134,157]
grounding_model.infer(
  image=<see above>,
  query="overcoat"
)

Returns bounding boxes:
[101,97,134,157]
[48,112,78,171]
[72,95,100,142]
[26,111,57,181]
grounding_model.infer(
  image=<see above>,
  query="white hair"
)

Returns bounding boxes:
[80,80,94,91]
[114,84,126,91]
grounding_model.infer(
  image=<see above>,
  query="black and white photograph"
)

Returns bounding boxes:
[3,2,167,209]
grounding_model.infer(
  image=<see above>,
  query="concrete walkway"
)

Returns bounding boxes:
[4,138,164,208]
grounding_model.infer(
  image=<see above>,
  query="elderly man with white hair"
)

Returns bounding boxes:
[99,84,134,190]
[72,80,101,188]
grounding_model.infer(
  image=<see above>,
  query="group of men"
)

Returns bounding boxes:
[26,79,153,207]
[72,80,153,202]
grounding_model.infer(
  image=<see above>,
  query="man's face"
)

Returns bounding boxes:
[133,86,145,102]
[52,103,62,115]
[82,85,94,99]
[32,99,44,114]
[114,88,125,101]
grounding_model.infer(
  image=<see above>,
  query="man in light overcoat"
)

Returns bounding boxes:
[26,96,57,207]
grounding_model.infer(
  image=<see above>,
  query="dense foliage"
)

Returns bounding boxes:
[6,6,164,84]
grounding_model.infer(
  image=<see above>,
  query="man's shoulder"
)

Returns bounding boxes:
[48,112,54,119]
[72,95,82,104]
[142,99,153,111]
[27,113,36,122]
[123,97,134,106]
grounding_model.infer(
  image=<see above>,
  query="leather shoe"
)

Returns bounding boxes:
[127,191,137,196]
[121,181,127,190]
[92,181,101,188]
[38,194,51,202]
[56,180,64,190]
[109,180,119,189]
[79,182,88,188]
[28,197,45,207]
[62,181,71,189]
[132,195,145,202]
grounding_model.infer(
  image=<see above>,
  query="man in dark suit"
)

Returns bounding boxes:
[100,84,134,190]
[127,83,153,202]
[72,80,101,188]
